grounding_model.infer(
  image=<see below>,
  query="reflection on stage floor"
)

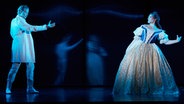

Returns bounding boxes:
[0,86,183,103]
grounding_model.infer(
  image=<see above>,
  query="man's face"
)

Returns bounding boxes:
[20,9,29,19]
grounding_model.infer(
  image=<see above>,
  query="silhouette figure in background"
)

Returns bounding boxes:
[6,5,55,94]
[112,11,182,96]
[54,33,83,85]
[86,34,108,86]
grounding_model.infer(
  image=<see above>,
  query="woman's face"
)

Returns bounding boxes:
[147,14,156,24]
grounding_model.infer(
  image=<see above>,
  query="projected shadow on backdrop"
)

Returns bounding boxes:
[85,5,144,86]
[32,4,144,86]
[31,5,84,86]
[86,34,108,86]
[54,33,83,85]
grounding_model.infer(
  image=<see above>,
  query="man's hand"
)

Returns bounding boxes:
[47,20,56,28]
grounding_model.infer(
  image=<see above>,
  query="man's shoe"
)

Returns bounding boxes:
[26,88,39,94]
[6,89,11,94]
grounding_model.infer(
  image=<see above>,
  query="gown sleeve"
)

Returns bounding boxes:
[133,25,143,40]
[125,25,143,53]
[158,31,169,44]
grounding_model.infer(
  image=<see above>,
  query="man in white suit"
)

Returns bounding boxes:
[6,5,55,94]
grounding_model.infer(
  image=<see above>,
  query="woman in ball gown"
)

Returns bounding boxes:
[112,11,182,96]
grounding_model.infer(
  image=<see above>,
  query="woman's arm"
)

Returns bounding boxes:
[164,35,182,45]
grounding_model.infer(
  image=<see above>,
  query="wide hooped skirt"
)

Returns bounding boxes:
[112,40,179,96]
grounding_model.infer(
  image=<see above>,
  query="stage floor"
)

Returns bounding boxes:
[0,86,184,103]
